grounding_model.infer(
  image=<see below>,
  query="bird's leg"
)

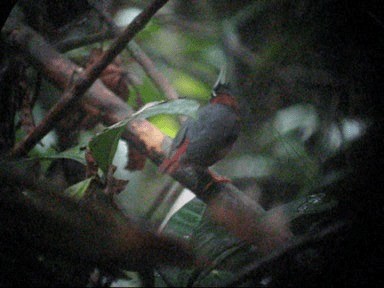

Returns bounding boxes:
[203,169,231,191]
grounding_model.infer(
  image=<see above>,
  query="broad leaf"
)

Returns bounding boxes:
[170,71,211,100]
[132,99,200,120]
[150,114,180,138]
[88,123,126,175]
[33,145,87,165]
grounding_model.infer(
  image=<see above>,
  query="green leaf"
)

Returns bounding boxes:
[170,71,211,100]
[32,145,87,165]
[128,77,163,107]
[88,123,126,175]
[132,99,200,120]
[64,177,93,200]
[121,99,200,127]
[149,114,180,138]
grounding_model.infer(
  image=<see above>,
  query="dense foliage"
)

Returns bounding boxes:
[0,0,382,286]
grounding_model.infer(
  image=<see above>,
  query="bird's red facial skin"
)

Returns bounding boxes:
[210,94,239,113]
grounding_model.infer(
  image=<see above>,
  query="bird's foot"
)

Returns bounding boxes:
[203,170,231,191]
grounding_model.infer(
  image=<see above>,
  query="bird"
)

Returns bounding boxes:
[159,68,240,188]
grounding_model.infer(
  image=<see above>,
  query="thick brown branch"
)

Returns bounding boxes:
[8,0,169,158]
[2,22,291,255]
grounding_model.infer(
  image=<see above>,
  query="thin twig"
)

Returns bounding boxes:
[91,2,180,100]
[55,10,212,92]
[128,41,179,100]
[89,0,120,34]
[9,0,169,158]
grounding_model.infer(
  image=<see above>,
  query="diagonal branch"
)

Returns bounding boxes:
[2,22,292,256]
[8,0,169,158]
[85,3,180,101]
[128,41,180,100]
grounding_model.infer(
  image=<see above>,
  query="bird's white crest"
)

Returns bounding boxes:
[212,65,227,97]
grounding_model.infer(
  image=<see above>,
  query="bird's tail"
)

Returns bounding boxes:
[158,139,189,175]
[158,157,179,174]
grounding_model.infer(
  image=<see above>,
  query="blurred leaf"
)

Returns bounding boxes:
[137,21,162,42]
[271,134,320,189]
[182,32,216,53]
[128,77,163,107]
[114,7,141,27]
[273,104,319,141]
[217,154,275,179]
[255,104,322,190]
[149,114,179,138]
[171,71,211,99]
[272,133,307,159]
[133,99,200,120]
[32,145,86,165]
[258,104,319,149]
[64,177,93,200]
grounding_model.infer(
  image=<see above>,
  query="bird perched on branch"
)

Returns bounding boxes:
[159,68,240,188]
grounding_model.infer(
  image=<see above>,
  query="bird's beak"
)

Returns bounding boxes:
[212,65,227,97]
